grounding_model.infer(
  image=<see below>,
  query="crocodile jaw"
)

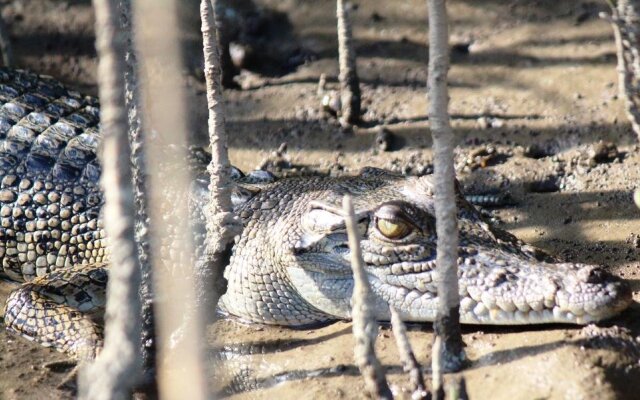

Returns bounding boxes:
[367,257,631,325]
[287,252,632,326]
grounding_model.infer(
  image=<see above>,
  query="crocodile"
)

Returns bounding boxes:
[0,68,633,361]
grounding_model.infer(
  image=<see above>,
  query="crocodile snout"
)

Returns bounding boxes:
[577,265,607,284]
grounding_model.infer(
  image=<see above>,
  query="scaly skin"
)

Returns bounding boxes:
[0,68,632,360]
[222,169,632,326]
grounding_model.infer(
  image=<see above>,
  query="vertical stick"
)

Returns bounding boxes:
[427,0,466,372]
[337,0,361,126]
[116,0,157,388]
[431,336,444,400]
[200,0,241,321]
[343,195,392,400]
[79,0,142,398]
[133,0,209,398]
[390,307,427,399]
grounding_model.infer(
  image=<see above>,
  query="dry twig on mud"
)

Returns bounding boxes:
[343,195,392,400]
[390,307,428,399]
[200,0,242,321]
[337,0,361,126]
[133,0,209,398]
[427,0,466,372]
[79,0,142,398]
[603,1,640,141]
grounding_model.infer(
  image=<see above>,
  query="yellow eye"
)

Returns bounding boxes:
[376,218,411,239]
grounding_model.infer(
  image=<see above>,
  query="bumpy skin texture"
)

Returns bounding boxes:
[0,69,632,360]
[222,170,632,326]
[0,69,106,359]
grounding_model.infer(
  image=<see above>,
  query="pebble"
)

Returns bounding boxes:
[589,141,618,164]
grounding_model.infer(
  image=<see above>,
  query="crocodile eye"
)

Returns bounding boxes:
[376,218,411,239]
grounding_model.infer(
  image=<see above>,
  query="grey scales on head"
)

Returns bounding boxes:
[0,68,631,360]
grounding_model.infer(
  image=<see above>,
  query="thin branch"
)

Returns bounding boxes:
[343,195,392,400]
[116,0,157,389]
[79,0,142,398]
[427,0,466,372]
[200,0,242,321]
[390,306,428,399]
[337,0,361,126]
[431,336,444,400]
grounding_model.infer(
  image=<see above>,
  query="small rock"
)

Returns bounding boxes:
[229,42,252,69]
[589,140,618,164]
[374,126,396,152]
[626,233,640,248]
[476,116,503,129]
[523,144,550,159]
[321,92,341,117]
[477,116,490,130]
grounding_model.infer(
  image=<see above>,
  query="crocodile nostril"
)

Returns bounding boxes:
[334,244,349,255]
[578,267,605,284]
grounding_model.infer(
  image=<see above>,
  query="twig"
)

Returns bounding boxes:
[390,306,428,399]
[337,0,361,126]
[200,0,242,322]
[427,0,466,373]
[116,0,157,389]
[78,0,142,398]
[431,336,444,400]
[133,0,209,398]
[343,195,392,400]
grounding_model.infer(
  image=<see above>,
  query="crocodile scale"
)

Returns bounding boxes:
[0,68,632,361]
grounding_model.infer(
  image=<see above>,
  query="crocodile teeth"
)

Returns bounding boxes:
[391,263,402,275]
[473,302,488,316]
[481,292,497,310]
[460,297,476,312]
[529,300,544,312]
[556,291,569,311]
[514,311,528,322]
[401,262,413,274]
[514,299,530,313]
[568,303,585,316]
[496,298,517,313]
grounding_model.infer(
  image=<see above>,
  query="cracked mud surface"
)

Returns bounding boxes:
[1,0,640,399]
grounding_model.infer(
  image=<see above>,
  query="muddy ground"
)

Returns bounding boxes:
[0,0,640,399]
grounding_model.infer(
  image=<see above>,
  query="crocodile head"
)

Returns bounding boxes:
[221,168,632,326]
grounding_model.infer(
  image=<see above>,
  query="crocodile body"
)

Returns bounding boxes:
[0,68,632,360]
